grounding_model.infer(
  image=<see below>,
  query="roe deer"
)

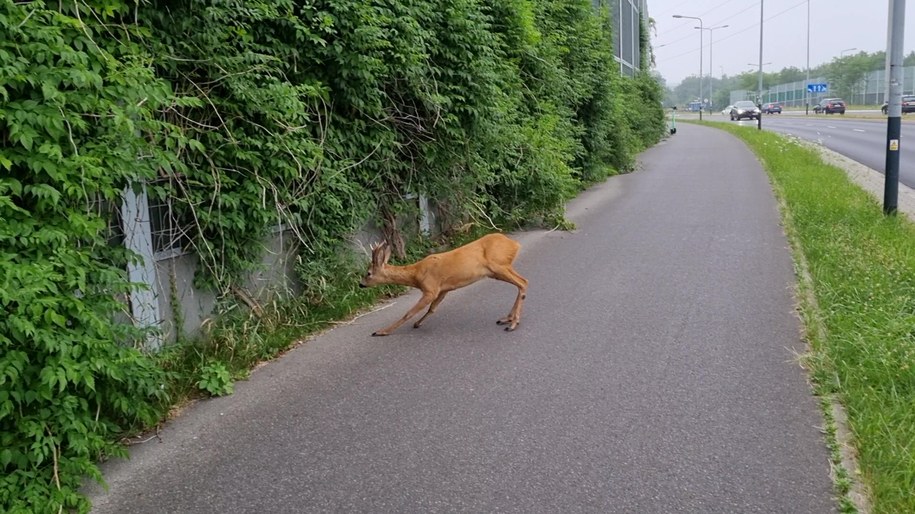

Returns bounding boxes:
[359,233,528,336]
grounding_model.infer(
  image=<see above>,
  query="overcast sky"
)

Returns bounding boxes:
[650,0,915,87]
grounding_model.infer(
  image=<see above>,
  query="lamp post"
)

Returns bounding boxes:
[673,14,704,120]
[696,24,728,113]
[885,0,905,215]
[806,0,810,115]
[757,0,764,130]
[841,48,858,103]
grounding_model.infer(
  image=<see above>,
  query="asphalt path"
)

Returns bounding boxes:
[87,123,835,513]
[725,112,915,189]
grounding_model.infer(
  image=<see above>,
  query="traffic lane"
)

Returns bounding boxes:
[757,116,915,189]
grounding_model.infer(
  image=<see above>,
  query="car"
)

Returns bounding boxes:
[729,101,761,121]
[814,98,846,114]
[880,95,915,114]
[721,105,735,116]
[762,102,782,114]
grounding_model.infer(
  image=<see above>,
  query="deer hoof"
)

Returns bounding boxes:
[496,317,512,325]
[372,331,388,337]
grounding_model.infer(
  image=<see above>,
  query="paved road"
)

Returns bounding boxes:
[725,113,915,189]
[87,124,835,513]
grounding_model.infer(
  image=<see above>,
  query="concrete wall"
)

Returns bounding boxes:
[151,226,301,343]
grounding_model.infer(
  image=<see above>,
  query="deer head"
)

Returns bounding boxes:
[359,241,392,288]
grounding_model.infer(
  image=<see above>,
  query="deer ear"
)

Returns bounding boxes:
[381,241,392,264]
[372,241,391,268]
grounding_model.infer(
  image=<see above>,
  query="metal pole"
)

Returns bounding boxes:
[673,14,704,120]
[699,19,704,121]
[884,0,905,215]
[697,25,727,114]
[806,0,810,115]
[709,29,713,114]
[758,0,764,130]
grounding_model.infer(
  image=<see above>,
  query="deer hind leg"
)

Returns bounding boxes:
[413,291,448,329]
[373,291,437,336]
[492,266,528,331]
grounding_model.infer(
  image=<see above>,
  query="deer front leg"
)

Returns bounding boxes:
[413,291,448,329]
[372,292,437,336]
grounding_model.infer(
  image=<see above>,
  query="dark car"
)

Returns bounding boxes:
[762,102,782,114]
[881,95,915,114]
[730,100,761,121]
[814,98,846,114]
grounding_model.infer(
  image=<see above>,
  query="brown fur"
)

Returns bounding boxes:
[359,233,528,336]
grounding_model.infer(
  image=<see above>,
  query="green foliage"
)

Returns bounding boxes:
[0,2,174,512]
[196,362,233,396]
[2,0,664,511]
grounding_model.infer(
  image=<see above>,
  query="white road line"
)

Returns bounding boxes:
[827,125,837,129]
[853,129,866,133]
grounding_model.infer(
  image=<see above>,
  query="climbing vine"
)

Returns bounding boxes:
[0,2,179,511]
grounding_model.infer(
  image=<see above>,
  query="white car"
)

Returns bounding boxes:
[722,105,735,115]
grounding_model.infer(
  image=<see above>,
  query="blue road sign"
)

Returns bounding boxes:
[807,83,828,93]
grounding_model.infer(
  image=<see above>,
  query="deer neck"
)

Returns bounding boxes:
[380,264,420,288]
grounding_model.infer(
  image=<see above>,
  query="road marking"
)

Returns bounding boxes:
[827,125,837,129]
[853,129,866,133]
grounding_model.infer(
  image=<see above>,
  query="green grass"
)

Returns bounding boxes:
[711,122,915,514]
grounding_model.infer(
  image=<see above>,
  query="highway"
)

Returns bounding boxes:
[728,112,915,189]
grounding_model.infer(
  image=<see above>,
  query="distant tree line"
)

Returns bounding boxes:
[662,50,915,109]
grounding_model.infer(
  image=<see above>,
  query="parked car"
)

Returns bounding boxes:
[880,95,915,114]
[814,98,846,114]
[762,102,782,114]
[729,100,761,121]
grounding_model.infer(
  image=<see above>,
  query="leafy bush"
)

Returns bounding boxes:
[197,362,234,396]
[0,2,174,512]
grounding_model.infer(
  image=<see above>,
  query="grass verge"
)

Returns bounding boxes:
[711,122,915,514]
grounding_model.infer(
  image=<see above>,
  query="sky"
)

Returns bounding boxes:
[649,0,915,88]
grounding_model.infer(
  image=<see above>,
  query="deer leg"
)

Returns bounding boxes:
[413,291,448,329]
[373,292,437,336]
[492,267,528,331]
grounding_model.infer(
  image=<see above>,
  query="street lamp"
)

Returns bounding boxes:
[806,0,810,115]
[696,24,728,112]
[673,14,704,120]
[757,0,764,130]
[841,47,858,57]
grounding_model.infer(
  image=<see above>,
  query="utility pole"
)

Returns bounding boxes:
[673,14,704,120]
[698,25,728,114]
[884,0,905,215]
[757,0,764,130]
[805,0,810,115]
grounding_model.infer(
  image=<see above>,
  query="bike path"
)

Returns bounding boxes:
[87,123,836,513]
